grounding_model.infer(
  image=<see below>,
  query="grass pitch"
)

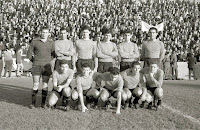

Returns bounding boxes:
[0,77,200,130]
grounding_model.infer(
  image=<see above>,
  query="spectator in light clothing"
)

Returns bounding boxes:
[15,42,24,77]
[170,49,178,80]
[2,46,14,78]
[163,52,171,80]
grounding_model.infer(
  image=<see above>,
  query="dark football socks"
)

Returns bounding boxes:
[42,90,48,105]
[32,90,38,105]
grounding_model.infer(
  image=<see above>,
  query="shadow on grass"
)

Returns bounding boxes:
[0,84,44,108]
[0,83,75,109]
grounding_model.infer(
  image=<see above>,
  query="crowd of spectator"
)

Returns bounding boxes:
[0,0,200,78]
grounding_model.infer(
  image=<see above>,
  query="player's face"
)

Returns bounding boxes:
[124,33,132,41]
[82,29,90,39]
[149,64,159,73]
[41,29,49,39]
[104,33,112,41]
[60,64,69,73]
[131,65,141,75]
[60,30,67,40]
[82,67,91,76]
[110,74,119,81]
[149,29,157,40]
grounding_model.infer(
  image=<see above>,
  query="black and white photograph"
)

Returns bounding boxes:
[0,0,200,129]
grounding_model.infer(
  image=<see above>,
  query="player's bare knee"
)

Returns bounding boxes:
[100,92,109,102]
[42,82,48,91]
[48,98,57,107]
[93,89,100,99]
[33,83,39,90]
[71,90,79,100]
[123,88,132,99]
[146,93,153,103]
[121,91,127,102]
[154,88,163,99]
[133,87,143,97]
[127,91,132,100]
[48,93,59,106]
[63,87,71,97]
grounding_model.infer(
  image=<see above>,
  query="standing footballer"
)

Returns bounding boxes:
[27,26,55,108]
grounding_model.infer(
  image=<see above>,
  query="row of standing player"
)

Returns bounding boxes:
[27,25,164,114]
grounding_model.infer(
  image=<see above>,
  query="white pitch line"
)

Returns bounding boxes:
[162,103,200,125]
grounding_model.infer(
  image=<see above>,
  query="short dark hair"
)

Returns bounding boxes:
[81,63,91,69]
[149,59,160,65]
[131,61,141,68]
[60,27,70,32]
[149,27,158,33]
[59,59,69,65]
[108,67,120,75]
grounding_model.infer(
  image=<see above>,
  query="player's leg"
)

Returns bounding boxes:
[189,69,192,80]
[62,86,72,110]
[146,90,153,104]
[136,87,147,108]
[86,88,100,108]
[48,91,61,108]
[146,88,156,109]
[97,62,104,73]
[76,59,82,75]
[71,89,79,101]
[193,69,197,80]
[41,63,52,108]
[21,63,24,75]
[8,60,13,77]
[16,63,20,77]
[71,89,80,110]
[154,87,163,108]
[132,87,143,108]
[41,76,50,108]
[123,88,132,109]
[99,89,110,109]
[0,59,3,77]
[175,67,178,80]
[113,90,122,114]
[120,62,131,72]
[3,61,8,77]
[54,59,61,71]
[30,74,40,108]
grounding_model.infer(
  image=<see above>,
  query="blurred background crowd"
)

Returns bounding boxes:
[0,0,200,78]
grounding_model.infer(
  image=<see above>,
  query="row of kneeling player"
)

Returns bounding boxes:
[45,59,164,114]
